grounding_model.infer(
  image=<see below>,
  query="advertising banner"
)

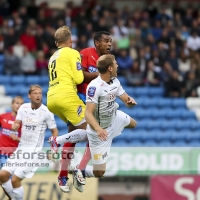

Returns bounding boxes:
[0,173,98,200]
[151,175,200,200]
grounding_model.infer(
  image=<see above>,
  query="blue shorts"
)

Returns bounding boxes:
[0,154,9,169]
[67,92,86,126]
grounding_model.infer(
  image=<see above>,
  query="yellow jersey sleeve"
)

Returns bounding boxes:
[70,50,84,85]
[47,47,84,96]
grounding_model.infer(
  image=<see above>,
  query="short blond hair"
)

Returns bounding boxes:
[54,26,71,44]
[97,54,115,74]
[28,85,42,94]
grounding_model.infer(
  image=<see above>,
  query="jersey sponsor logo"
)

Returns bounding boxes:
[94,154,102,160]
[88,66,98,73]
[88,87,96,97]
[8,120,14,124]
[110,87,117,91]
[25,117,39,124]
[2,128,18,136]
[106,101,114,108]
[76,62,82,70]
[107,93,116,101]
[77,105,82,116]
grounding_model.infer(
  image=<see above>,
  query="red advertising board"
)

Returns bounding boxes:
[151,175,200,200]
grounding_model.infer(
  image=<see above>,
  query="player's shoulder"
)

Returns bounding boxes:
[113,77,120,85]
[80,47,95,55]
[40,104,54,115]
[87,76,103,92]
[0,112,11,118]
[20,103,31,109]
[61,47,79,56]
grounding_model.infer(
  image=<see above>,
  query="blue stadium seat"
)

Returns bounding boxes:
[57,120,67,130]
[135,87,149,97]
[165,109,182,119]
[18,86,29,96]
[141,133,157,142]
[143,140,157,146]
[185,133,200,142]
[129,141,143,146]
[117,76,127,86]
[156,133,171,142]
[148,87,164,97]
[190,121,200,130]
[171,133,186,142]
[112,141,128,147]
[0,63,4,74]
[188,141,200,147]
[5,85,19,96]
[0,54,4,62]
[181,110,196,120]
[146,120,161,130]
[0,75,11,85]
[160,120,176,130]
[76,142,87,147]
[11,76,25,85]
[175,120,191,130]
[123,87,134,96]
[25,76,40,85]
[113,134,126,142]
[173,141,188,147]
[142,98,158,108]
[40,75,49,86]
[126,133,142,142]
[158,141,172,147]
[157,98,172,108]
[151,109,166,119]
[171,98,186,108]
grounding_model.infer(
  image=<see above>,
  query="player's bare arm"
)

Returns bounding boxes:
[82,67,99,82]
[50,127,59,137]
[85,102,108,141]
[9,134,20,142]
[11,120,21,131]
[119,92,137,108]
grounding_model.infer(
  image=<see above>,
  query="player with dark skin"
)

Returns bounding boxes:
[68,33,112,132]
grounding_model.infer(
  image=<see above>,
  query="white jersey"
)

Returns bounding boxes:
[86,76,125,129]
[16,103,56,150]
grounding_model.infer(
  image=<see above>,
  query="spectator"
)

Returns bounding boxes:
[183,71,198,97]
[144,60,161,86]
[116,49,133,75]
[167,50,179,71]
[36,51,48,75]
[126,60,144,86]
[4,46,21,75]
[4,27,19,49]
[186,30,200,51]
[20,27,37,52]
[178,51,190,75]
[165,70,183,97]
[13,40,24,58]
[20,46,36,75]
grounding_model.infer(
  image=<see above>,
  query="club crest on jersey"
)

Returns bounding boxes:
[88,86,96,97]
[76,62,82,70]
[88,66,98,73]
[77,105,82,116]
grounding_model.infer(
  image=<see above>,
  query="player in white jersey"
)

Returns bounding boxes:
[0,85,58,200]
[85,54,137,177]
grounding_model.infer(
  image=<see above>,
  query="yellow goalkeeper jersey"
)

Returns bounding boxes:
[47,47,84,97]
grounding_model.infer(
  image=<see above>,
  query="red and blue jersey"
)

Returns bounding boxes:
[77,47,99,95]
[0,113,21,155]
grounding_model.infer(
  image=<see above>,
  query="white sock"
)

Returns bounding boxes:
[13,186,24,200]
[85,165,94,178]
[56,129,88,144]
[2,179,15,198]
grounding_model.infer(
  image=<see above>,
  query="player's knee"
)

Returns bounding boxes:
[11,176,21,187]
[93,170,105,178]
[0,171,9,183]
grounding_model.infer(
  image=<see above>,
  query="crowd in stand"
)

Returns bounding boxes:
[0,0,200,98]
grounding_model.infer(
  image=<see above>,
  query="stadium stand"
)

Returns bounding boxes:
[0,0,200,148]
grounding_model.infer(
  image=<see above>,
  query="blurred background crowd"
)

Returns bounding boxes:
[1,0,200,98]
